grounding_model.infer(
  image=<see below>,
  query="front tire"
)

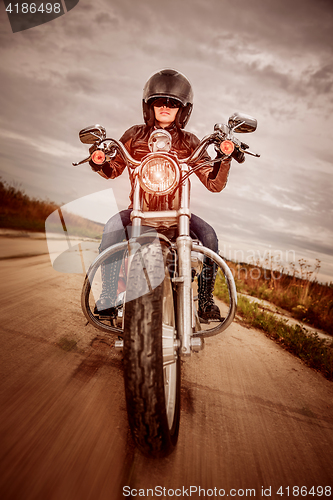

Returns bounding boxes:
[123,243,180,457]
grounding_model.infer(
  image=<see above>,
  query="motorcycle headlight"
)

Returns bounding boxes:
[139,155,179,196]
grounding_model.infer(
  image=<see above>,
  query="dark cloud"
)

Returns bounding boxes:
[94,12,119,25]
[65,70,97,94]
[230,0,333,53]
[248,63,297,92]
[0,0,332,279]
[309,63,333,94]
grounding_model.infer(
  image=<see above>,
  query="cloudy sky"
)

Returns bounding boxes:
[1,0,332,281]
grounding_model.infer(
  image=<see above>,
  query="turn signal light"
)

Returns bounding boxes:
[220,140,235,156]
[91,150,106,164]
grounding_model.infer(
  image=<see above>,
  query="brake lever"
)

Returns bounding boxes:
[242,149,260,157]
[72,155,91,167]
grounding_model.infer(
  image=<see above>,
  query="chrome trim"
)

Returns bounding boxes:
[115,339,124,352]
[182,135,213,164]
[81,240,130,335]
[79,124,107,144]
[162,325,177,365]
[138,154,180,196]
[148,129,172,153]
[191,244,237,338]
[72,155,91,167]
[176,235,193,356]
[228,112,257,133]
[130,208,190,222]
[190,337,204,352]
[81,232,175,335]
[102,138,141,168]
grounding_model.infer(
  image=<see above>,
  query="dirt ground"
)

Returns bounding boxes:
[0,236,332,500]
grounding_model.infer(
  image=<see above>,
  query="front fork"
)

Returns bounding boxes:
[175,166,194,357]
[128,171,236,358]
[130,169,195,357]
[175,235,193,356]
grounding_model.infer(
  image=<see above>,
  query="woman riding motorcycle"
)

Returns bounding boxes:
[90,69,244,322]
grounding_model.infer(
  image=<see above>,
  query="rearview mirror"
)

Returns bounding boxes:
[79,125,106,144]
[228,113,257,133]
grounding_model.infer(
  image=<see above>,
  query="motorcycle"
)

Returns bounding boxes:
[54,112,259,457]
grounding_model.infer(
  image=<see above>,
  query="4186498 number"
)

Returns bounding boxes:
[277,486,331,496]
[6,3,61,14]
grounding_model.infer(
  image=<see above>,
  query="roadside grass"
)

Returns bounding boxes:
[3,180,333,378]
[223,259,333,336]
[214,272,333,381]
[1,179,103,239]
[0,179,58,232]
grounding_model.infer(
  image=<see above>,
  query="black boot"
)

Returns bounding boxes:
[94,253,122,318]
[197,257,222,323]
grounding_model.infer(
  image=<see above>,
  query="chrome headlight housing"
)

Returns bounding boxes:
[138,154,180,196]
[148,129,172,153]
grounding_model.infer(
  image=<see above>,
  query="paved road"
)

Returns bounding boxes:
[0,236,332,500]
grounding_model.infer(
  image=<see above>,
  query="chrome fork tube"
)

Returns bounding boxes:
[131,177,142,237]
[128,178,142,263]
[176,166,192,356]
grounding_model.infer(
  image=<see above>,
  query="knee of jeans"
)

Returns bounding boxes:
[202,233,218,252]
[99,237,113,253]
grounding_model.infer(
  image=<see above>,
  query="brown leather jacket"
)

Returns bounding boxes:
[97,123,231,204]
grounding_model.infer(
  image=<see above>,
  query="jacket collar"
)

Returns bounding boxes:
[154,121,178,133]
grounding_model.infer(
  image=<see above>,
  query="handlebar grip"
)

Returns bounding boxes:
[89,160,103,172]
[232,148,245,164]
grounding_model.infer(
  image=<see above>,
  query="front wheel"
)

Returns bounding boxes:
[123,243,180,457]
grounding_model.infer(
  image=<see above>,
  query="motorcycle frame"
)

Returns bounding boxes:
[81,140,238,358]
[120,159,237,356]
[130,160,195,356]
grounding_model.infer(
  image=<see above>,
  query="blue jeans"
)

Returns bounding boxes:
[100,209,218,253]
[97,209,219,310]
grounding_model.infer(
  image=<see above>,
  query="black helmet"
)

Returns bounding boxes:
[143,69,193,128]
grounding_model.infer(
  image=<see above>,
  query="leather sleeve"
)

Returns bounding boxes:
[194,157,231,192]
[185,132,231,192]
[98,126,139,179]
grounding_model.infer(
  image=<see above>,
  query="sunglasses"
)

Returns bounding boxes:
[152,98,181,108]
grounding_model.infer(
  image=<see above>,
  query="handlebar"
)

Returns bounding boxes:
[73,126,260,168]
[104,139,141,168]
[72,138,141,168]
